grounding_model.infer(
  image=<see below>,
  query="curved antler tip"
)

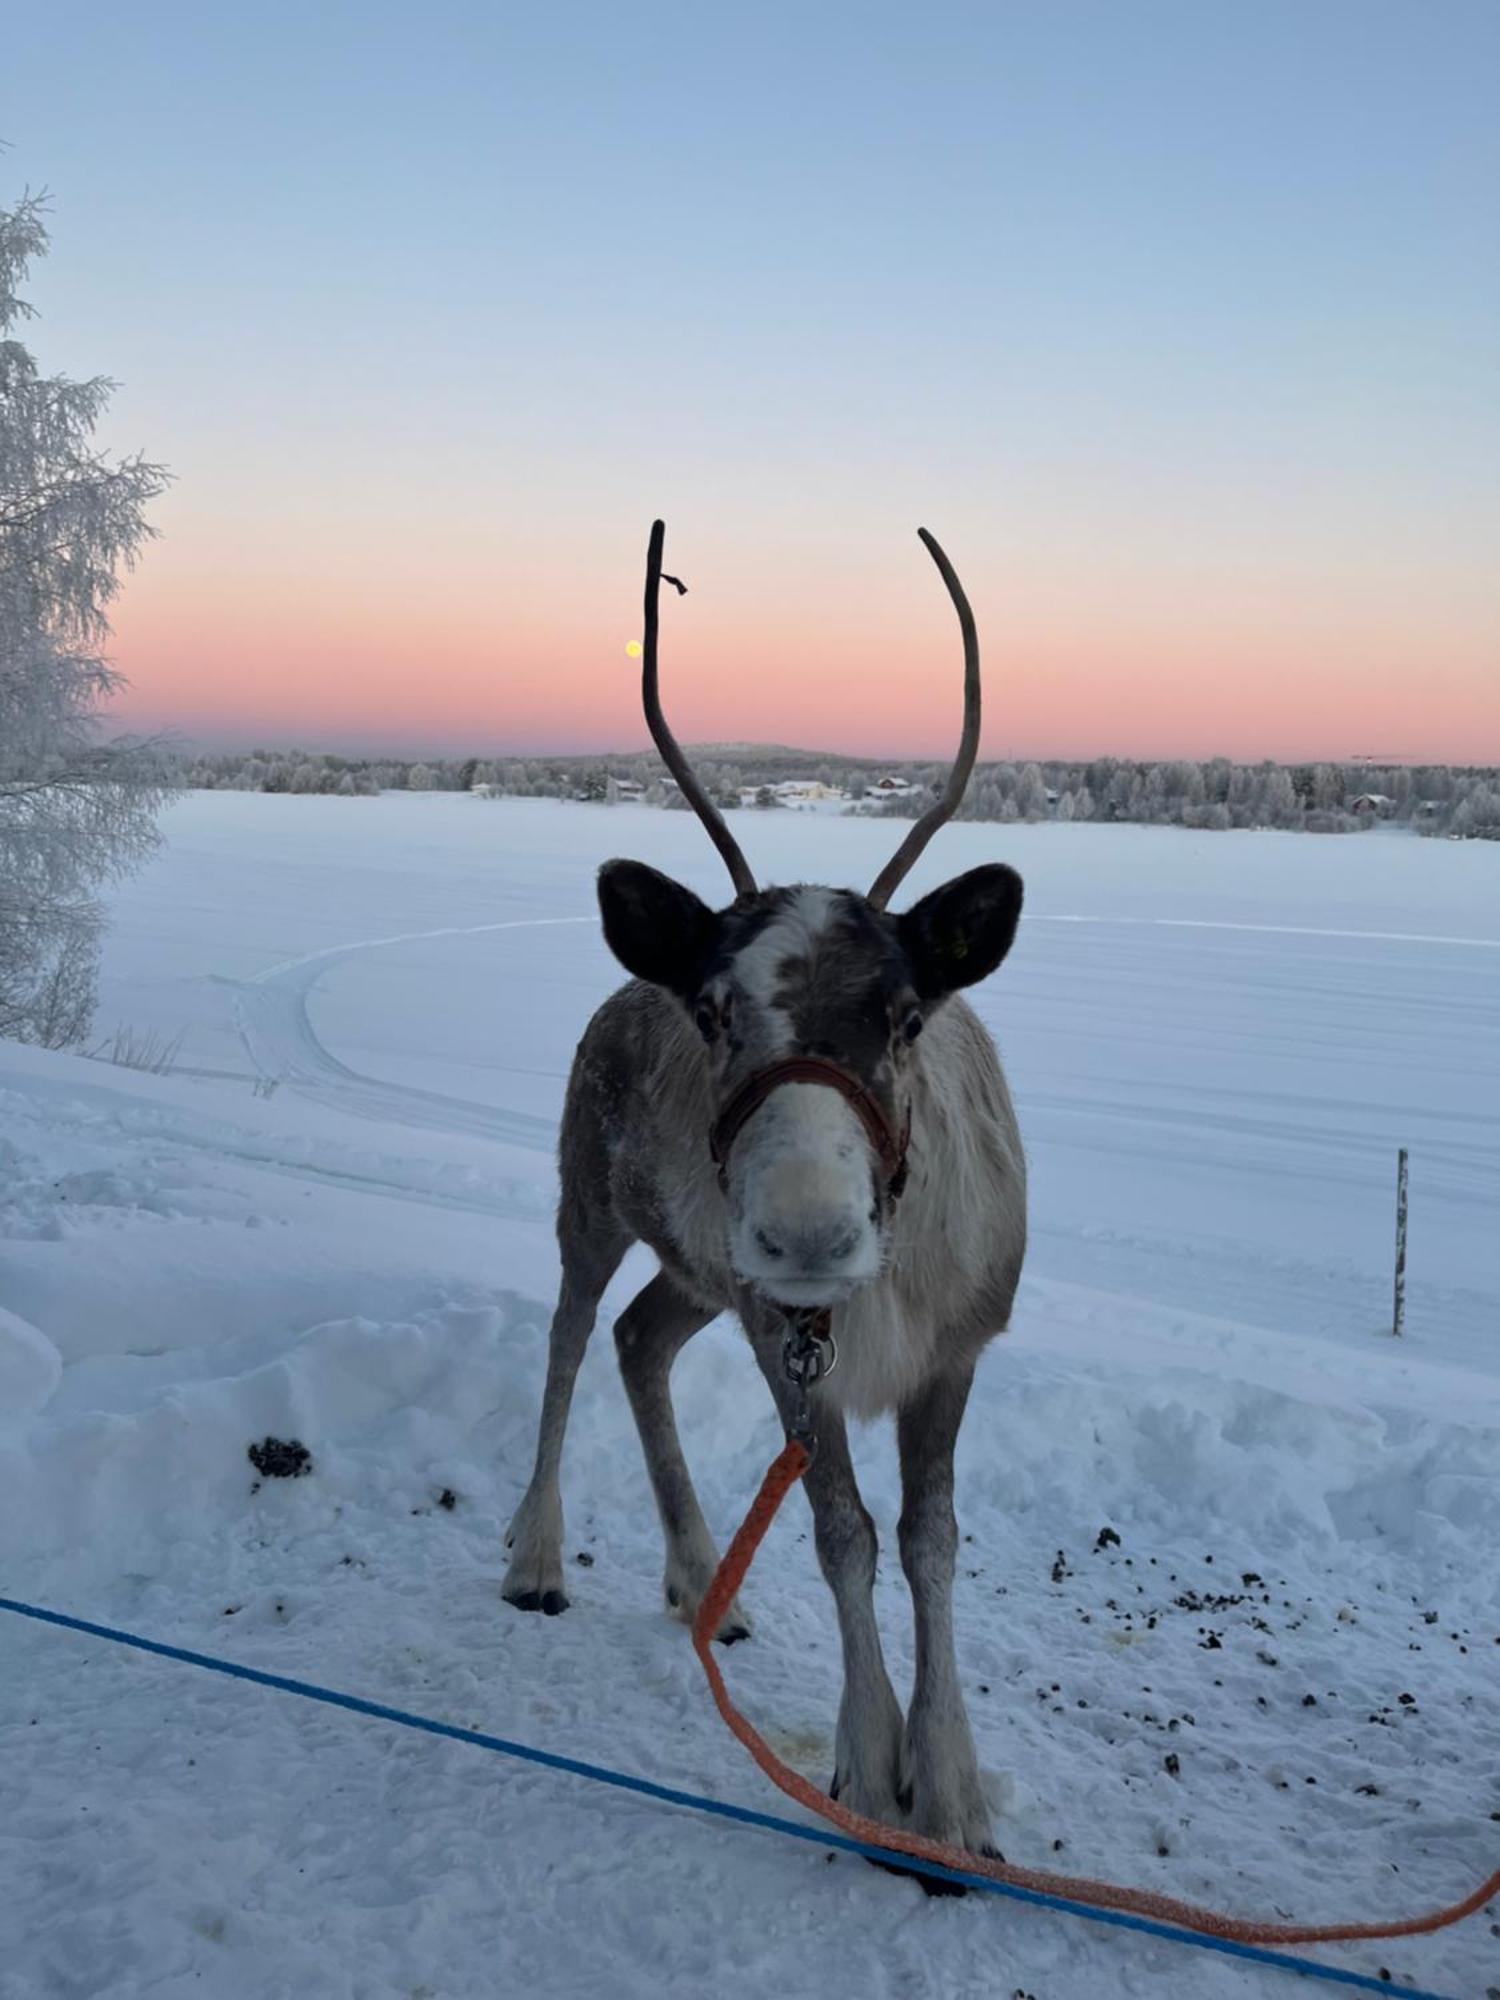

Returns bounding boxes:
[867,522,978,908]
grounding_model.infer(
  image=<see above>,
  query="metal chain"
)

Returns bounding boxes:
[779,1308,837,1455]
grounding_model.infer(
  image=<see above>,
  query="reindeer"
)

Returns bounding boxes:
[503,521,1026,1863]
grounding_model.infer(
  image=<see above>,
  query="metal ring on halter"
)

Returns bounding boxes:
[780,1309,837,1453]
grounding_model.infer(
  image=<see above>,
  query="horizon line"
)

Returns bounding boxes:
[160,736,1491,774]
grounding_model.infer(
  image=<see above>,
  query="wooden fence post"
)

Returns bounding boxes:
[1392,1148,1408,1337]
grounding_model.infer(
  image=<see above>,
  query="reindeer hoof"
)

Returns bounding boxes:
[912,1866,967,1898]
[503,1586,570,1616]
[665,1577,752,1644]
[863,1851,965,1896]
[872,1842,1002,1898]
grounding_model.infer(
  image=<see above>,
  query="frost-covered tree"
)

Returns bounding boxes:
[1450,785,1500,840]
[1259,767,1299,827]
[1014,762,1047,820]
[1,191,172,1046]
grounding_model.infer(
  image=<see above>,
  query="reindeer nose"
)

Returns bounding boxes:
[755,1219,861,1270]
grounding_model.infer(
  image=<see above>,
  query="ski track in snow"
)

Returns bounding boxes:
[230,915,594,1149]
[1031,914,1500,949]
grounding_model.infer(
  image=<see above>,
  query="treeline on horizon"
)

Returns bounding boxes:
[174,747,1500,839]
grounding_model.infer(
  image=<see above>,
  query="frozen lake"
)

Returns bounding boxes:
[96,791,1500,1366]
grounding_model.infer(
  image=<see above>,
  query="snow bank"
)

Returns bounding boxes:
[0,1303,62,1418]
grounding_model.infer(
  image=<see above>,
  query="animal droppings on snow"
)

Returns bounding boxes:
[247,1436,313,1479]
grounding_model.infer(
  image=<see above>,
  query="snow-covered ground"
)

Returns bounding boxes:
[3,793,1497,2000]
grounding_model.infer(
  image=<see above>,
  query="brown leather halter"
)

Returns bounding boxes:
[708,1057,911,1202]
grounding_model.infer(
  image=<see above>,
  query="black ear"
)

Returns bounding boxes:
[597,860,720,998]
[896,864,1023,1001]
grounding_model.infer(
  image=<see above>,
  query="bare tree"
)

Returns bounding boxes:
[0,190,172,1046]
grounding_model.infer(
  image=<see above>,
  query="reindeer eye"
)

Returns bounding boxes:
[903,1010,924,1043]
[693,1000,718,1043]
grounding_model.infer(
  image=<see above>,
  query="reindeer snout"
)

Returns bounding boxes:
[736,1195,880,1304]
[728,1081,885,1304]
[753,1220,862,1268]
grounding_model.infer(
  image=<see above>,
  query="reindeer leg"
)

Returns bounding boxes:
[896,1361,996,1859]
[615,1272,750,1642]
[748,1333,905,1826]
[503,1228,627,1615]
[806,1416,907,1825]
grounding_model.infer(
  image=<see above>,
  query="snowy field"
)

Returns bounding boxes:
[3,791,1498,2000]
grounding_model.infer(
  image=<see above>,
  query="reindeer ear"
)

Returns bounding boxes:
[896,864,1023,1001]
[598,860,720,998]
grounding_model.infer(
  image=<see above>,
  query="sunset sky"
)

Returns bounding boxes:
[8,1,1498,762]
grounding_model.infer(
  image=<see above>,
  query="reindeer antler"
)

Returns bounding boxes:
[642,519,758,900]
[866,528,981,911]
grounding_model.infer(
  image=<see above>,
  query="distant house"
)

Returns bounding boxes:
[470,783,498,798]
[611,777,645,798]
[1349,793,1394,816]
[745,779,848,811]
[776,779,842,801]
[870,774,916,796]
[1415,799,1444,819]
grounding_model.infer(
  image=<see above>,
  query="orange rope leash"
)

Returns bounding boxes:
[693,1438,1500,1947]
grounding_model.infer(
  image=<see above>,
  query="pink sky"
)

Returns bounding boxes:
[108,511,1498,765]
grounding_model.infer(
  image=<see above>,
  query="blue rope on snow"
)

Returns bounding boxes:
[1,1596,1464,2000]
